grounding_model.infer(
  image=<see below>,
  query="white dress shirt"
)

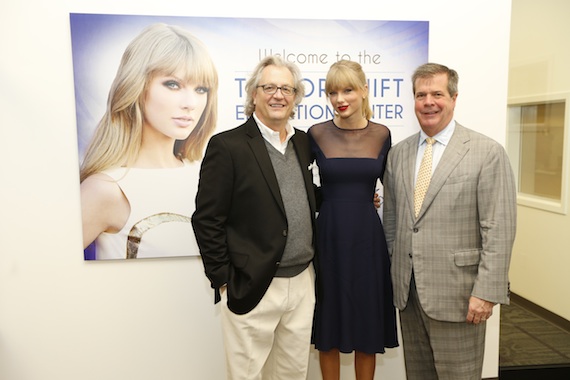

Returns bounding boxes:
[414,120,456,185]
[253,112,295,155]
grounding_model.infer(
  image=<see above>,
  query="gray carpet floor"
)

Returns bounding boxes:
[499,300,570,367]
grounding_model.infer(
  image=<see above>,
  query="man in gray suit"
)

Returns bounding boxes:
[383,63,517,380]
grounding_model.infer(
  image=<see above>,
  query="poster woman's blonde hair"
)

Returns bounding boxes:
[80,23,218,182]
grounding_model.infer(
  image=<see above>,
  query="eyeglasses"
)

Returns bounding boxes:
[256,84,297,96]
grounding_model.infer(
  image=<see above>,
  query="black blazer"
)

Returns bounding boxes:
[192,117,317,315]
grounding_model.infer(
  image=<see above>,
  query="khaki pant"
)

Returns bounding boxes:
[221,265,315,380]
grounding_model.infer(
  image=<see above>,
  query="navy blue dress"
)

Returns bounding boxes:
[308,120,398,354]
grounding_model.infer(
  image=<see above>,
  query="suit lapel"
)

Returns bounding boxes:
[417,124,470,219]
[402,134,420,219]
[245,119,286,216]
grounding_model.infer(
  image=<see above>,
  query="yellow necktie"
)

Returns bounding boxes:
[414,137,435,217]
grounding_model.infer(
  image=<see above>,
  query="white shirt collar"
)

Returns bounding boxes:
[419,120,456,147]
[253,112,295,154]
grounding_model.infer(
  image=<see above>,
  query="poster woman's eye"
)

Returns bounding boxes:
[163,80,181,90]
[196,86,210,94]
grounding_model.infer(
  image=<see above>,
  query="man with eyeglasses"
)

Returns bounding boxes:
[192,55,317,379]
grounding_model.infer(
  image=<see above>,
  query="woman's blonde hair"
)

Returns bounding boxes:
[325,60,372,120]
[80,23,218,182]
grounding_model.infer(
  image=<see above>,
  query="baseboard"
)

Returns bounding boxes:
[510,292,570,333]
[499,364,570,380]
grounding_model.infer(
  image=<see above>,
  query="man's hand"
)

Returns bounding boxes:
[466,296,495,324]
[374,192,382,209]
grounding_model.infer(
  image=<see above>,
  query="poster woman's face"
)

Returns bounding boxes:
[142,69,209,141]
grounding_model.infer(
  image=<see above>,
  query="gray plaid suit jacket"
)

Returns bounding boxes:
[383,123,517,322]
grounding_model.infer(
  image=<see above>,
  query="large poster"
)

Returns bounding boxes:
[70,13,428,260]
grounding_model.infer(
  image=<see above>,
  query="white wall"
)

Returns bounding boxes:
[0,1,512,379]
[507,0,570,322]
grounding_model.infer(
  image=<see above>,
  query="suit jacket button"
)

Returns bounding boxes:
[276,261,280,266]
[409,253,413,258]
[413,228,419,233]
[282,230,288,237]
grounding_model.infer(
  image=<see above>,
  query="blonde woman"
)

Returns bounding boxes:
[308,60,398,379]
[80,23,218,260]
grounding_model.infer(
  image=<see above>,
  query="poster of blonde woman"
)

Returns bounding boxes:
[70,13,428,260]
[72,20,218,260]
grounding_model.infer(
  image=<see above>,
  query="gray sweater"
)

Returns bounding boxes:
[265,140,314,277]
